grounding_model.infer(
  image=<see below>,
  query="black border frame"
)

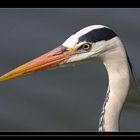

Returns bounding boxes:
[0,0,140,8]
[0,0,140,138]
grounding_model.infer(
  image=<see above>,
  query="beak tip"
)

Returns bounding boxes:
[0,75,8,82]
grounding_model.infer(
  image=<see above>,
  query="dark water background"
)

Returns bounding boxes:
[0,8,140,131]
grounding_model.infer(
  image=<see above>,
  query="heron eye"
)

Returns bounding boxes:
[81,43,92,50]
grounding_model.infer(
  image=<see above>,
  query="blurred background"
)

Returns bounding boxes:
[0,8,140,132]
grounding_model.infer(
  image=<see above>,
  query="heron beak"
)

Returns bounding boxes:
[0,46,74,82]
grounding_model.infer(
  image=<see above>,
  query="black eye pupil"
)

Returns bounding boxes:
[82,43,91,50]
[84,45,89,48]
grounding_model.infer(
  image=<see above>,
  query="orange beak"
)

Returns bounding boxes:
[0,46,73,82]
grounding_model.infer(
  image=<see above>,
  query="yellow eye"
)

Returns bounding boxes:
[81,43,92,50]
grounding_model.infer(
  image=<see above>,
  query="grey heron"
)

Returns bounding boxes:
[0,25,135,131]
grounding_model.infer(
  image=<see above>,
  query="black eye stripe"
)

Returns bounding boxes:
[78,27,117,43]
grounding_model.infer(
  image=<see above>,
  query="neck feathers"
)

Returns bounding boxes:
[99,37,130,131]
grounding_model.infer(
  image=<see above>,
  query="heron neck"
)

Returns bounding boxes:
[99,45,130,131]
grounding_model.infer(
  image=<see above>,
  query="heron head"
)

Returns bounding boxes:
[0,25,119,82]
[63,25,118,64]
